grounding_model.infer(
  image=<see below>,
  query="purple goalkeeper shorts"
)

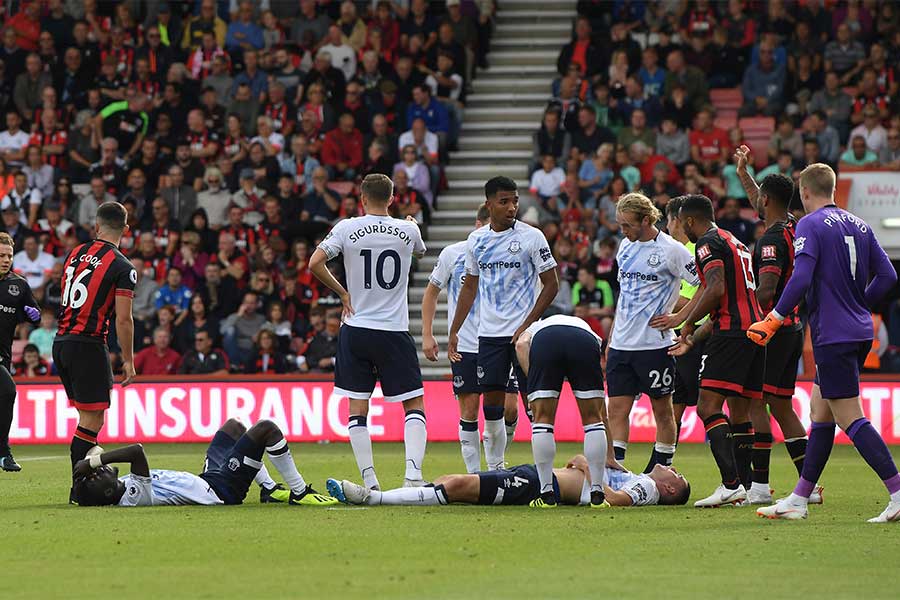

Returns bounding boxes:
[812,341,872,399]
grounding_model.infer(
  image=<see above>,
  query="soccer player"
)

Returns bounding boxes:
[310,174,428,490]
[606,193,700,472]
[326,454,690,507]
[514,314,609,508]
[672,194,764,507]
[423,206,523,473]
[734,145,817,505]
[52,202,138,502]
[72,419,337,507]
[0,232,40,471]
[749,164,900,522]
[651,197,706,442]
[447,177,559,470]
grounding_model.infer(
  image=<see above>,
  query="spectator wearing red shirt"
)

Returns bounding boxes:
[322,112,363,180]
[6,2,41,52]
[12,344,49,378]
[368,1,401,57]
[688,108,729,175]
[29,111,68,170]
[186,109,220,163]
[134,327,182,375]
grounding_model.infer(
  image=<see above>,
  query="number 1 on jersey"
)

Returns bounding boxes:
[844,235,857,280]
[61,265,92,309]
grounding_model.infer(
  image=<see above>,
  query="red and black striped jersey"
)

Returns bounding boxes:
[28,129,68,169]
[695,227,762,336]
[56,240,137,344]
[262,101,295,133]
[753,215,801,330]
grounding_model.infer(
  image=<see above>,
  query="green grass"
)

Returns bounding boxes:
[1,442,898,599]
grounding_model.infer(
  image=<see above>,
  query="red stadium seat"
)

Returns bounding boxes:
[738,117,775,136]
[745,138,770,170]
[711,87,743,111]
[714,115,738,131]
[326,181,355,197]
[11,340,27,364]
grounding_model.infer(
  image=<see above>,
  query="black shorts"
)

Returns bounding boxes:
[764,328,803,398]
[813,341,871,399]
[477,464,559,505]
[453,352,520,396]
[673,335,706,406]
[606,347,675,399]
[477,336,514,391]
[199,431,265,505]
[527,325,603,402]
[52,339,114,411]
[699,334,765,400]
[333,325,424,402]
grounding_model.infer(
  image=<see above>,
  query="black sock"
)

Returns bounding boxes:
[703,413,739,489]
[752,432,774,485]
[70,426,98,474]
[731,422,754,490]
[675,422,682,447]
[613,442,627,462]
[785,436,808,476]
[643,445,675,473]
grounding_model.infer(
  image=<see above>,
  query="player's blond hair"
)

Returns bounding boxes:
[798,163,836,199]
[0,232,13,249]
[617,192,662,225]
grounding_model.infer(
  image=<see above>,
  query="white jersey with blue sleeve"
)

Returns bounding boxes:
[429,240,479,354]
[464,220,557,338]
[317,215,426,332]
[117,470,224,506]
[610,231,699,351]
[525,314,603,347]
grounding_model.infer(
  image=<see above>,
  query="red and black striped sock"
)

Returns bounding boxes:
[752,432,774,485]
[70,426,98,472]
[703,413,739,489]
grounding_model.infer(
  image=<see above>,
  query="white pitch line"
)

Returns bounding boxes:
[17,453,203,463]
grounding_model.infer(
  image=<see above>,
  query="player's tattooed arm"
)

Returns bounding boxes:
[74,444,150,479]
[755,271,780,313]
[734,145,759,206]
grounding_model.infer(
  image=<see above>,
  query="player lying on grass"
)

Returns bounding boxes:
[72,419,338,507]
[326,455,690,507]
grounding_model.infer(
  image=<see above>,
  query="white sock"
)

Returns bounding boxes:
[404,410,427,480]
[483,418,507,470]
[891,490,900,504]
[349,415,380,489]
[750,481,771,494]
[655,442,677,460]
[583,422,607,493]
[459,419,481,473]
[367,485,448,506]
[531,422,556,494]
[505,418,518,453]
[786,492,809,506]
[253,464,277,490]
[265,439,307,495]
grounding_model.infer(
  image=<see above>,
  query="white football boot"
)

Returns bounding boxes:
[694,484,747,507]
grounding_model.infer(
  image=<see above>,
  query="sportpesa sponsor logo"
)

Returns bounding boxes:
[0,304,16,314]
[479,260,522,270]
[348,224,414,245]
[620,271,659,281]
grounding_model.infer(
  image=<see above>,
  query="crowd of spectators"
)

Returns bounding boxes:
[0,0,496,376]
[528,0,900,371]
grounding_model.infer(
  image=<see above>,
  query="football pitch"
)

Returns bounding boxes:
[1,442,898,600]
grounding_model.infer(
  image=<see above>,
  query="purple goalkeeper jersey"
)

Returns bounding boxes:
[774,205,896,347]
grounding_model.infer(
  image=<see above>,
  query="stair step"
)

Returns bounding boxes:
[457,136,533,152]
[446,165,529,180]
[493,37,571,48]
[477,65,558,78]
[434,195,487,210]
[451,149,532,161]
[472,78,550,94]
[466,92,548,106]
[460,120,539,133]
[464,106,545,122]
[496,9,574,19]
[501,0,580,8]
[427,224,478,240]
[421,238,462,252]
[486,50,560,66]
[495,22,571,34]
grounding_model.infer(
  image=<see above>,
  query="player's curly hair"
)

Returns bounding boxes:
[0,232,13,248]
[617,192,662,225]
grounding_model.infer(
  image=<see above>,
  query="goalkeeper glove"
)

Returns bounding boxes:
[746,312,784,346]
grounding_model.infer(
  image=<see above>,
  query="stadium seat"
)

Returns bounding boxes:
[745,138,770,170]
[738,117,775,136]
[326,181,355,197]
[710,88,743,112]
[714,115,738,131]
[11,340,27,364]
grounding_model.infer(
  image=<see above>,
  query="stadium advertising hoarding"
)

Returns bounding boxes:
[840,169,900,257]
[8,379,900,445]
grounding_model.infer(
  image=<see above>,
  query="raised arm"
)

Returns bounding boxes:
[734,144,759,207]
[73,443,150,478]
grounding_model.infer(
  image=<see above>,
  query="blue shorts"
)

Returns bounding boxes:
[453,352,521,396]
[477,464,559,505]
[527,325,603,402]
[477,336,514,391]
[334,324,424,402]
[606,347,675,399]
[813,341,872,399]
[199,431,264,505]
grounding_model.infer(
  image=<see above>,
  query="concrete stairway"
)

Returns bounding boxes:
[412,0,575,377]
